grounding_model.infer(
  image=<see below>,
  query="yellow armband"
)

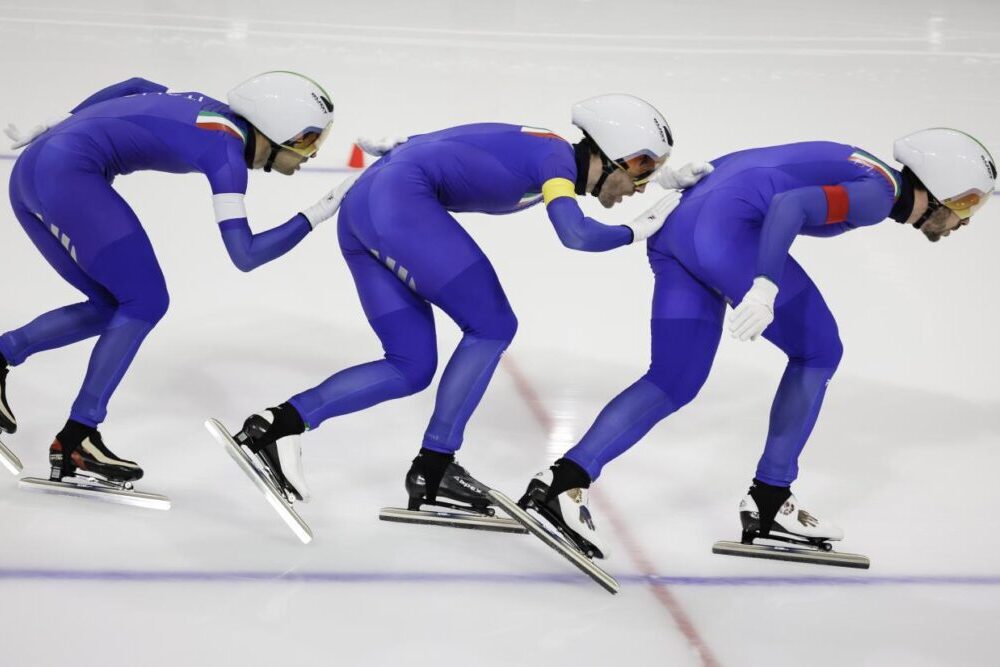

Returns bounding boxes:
[542,177,576,205]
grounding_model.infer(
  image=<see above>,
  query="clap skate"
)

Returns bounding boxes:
[0,437,21,475]
[489,469,619,594]
[380,459,526,533]
[713,482,869,569]
[204,415,313,544]
[20,429,170,510]
[0,364,23,474]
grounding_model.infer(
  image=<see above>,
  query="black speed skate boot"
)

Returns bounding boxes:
[49,421,143,484]
[236,404,310,503]
[0,359,17,435]
[405,449,492,515]
[379,448,525,533]
[19,419,169,510]
[0,356,23,474]
[518,459,609,559]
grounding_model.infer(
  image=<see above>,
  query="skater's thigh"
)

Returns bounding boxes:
[649,247,726,325]
[356,165,514,333]
[29,169,168,322]
[657,190,763,304]
[364,164,495,299]
[646,251,725,395]
[338,212,435,339]
[7,197,116,308]
[762,257,842,365]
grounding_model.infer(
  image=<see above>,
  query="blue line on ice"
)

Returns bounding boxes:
[1,569,998,586]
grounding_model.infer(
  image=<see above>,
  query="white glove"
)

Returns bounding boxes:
[4,113,71,150]
[301,173,361,229]
[357,135,409,157]
[729,277,779,341]
[655,161,714,190]
[625,191,681,243]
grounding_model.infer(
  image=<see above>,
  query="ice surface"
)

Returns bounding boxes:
[1,2,998,665]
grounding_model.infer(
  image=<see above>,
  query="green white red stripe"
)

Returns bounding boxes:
[517,191,543,208]
[521,125,563,141]
[849,150,900,198]
[196,111,246,143]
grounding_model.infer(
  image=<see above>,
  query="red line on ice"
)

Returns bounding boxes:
[500,355,721,667]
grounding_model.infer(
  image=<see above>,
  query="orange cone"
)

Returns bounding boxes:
[348,143,365,169]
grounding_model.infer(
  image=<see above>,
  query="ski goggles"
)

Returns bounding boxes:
[616,153,667,187]
[282,122,333,158]
[939,188,992,220]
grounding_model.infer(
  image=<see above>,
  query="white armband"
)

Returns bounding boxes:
[212,193,247,223]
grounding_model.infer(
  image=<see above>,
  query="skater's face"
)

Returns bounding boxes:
[591,153,662,209]
[597,169,642,208]
[587,153,650,208]
[919,206,966,242]
[909,188,968,242]
[269,148,309,176]
[250,128,310,175]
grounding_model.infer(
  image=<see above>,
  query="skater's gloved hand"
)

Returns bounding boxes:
[625,191,681,243]
[301,173,361,229]
[4,113,71,150]
[357,135,409,157]
[654,161,714,190]
[729,277,778,341]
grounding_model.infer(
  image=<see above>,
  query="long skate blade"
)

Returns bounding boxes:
[712,540,870,569]
[19,477,171,510]
[0,436,23,475]
[488,489,620,594]
[378,507,528,534]
[204,418,312,545]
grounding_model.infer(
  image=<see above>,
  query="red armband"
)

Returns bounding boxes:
[822,185,849,224]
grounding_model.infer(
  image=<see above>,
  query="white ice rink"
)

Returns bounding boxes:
[1,2,999,665]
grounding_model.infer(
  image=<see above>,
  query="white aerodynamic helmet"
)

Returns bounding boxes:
[228,71,334,159]
[894,128,996,219]
[572,93,672,162]
[572,94,673,192]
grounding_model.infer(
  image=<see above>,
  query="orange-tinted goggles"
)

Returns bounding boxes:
[618,154,667,187]
[282,122,333,158]
[942,189,991,220]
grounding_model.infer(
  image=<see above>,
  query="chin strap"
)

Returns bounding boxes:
[243,125,283,172]
[590,152,619,198]
[892,167,941,230]
[263,140,282,173]
[578,133,623,199]
[913,186,944,229]
[913,199,942,230]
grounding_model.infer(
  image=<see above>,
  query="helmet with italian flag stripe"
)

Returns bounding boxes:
[228,71,334,158]
[894,128,996,219]
[572,94,673,190]
[572,94,672,163]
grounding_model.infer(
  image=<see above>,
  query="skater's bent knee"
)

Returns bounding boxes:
[483,308,518,344]
[119,288,170,324]
[789,331,843,369]
[643,367,709,410]
[88,296,118,320]
[392,353,437,393]
[820,335,844,369]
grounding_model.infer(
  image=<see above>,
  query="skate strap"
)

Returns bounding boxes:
[749,479,792,536]
[411,449,454,501]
